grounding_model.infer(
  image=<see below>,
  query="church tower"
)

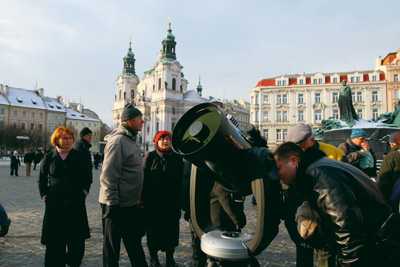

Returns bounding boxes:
[113,41,140,128]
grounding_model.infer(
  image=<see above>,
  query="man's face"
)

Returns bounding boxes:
[274,155,298,184]
[299,136,315,151]
[352,136,366,146]
[127,116,144,132]
[82,133,92,143]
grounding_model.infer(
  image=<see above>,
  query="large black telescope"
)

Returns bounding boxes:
[172,103,282,264]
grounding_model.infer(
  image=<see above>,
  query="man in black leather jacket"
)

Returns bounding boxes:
[274,142,396,266]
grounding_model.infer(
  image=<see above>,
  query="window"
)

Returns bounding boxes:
[282,94,287,104]
[158,78,162,90]
[94,123,97,127]
[356,77,361,82]
[276,111,282,121]
[263,111,269,121]
[0,120,4,126]
[282,111,287,121]
[263,95,269,104]
[13,109,18,116]
[12,121,17,128]
[39,124,43,130]
[357,92,362,102]
[315,93,321,103]
[352,92,355,102]
[81,122,85,126]
[30,122,34,130]
[156,122,159,132]
[318,78,323,84]
[69,121,72,126]
[313,79,317,84]
[372,109,379,120]
[276,95,282,104]
[298,110,304,121]
[147,126,150,133]
[315,110,322,123]
[283,129,288,141]
[394,74,399,82]
[299,79,304,85]
[171,122,175,132]
[333,77,338,83]
[395,89,399,99]
[48,114,53,120]
[22,110,26,117]
[54,114,59,121]
[254,112,258,122]
[372,76,377,81]
[0,107,5,115]
[357,109,363,119]
[75,122,78,126]
[282,80,286,86]
[30,111,35,118]
[39,112,44,119]
[351,77,355,83]
[21,122,26,129]
[276,129,282,141]
[172,78,176,90]
[255,95,258,105]
[333,110,339,119]
[277,80,282,86]
[263,129,268,139]
[332,92,338,102]
[298,94,303,104]
[372,91,378,101]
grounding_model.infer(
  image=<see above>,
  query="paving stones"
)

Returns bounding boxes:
[0,164,301,266]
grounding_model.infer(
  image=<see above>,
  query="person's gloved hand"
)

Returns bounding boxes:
[102,205,120,220]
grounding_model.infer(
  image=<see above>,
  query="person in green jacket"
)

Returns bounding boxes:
[377,131,400,209]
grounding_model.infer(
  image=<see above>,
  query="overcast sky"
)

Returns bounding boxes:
[1,0,399,126]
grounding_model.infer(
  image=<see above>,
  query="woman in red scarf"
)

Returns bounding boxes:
[142,131,184,267]
[39,126,92,266]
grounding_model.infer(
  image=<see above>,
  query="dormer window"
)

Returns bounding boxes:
[71,114,76,117]
[56,104,62,109]
[48,103,54,108]
[16,96,22,103]
[31,99,37,104]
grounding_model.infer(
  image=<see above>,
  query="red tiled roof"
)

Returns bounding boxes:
[382,53,396,65]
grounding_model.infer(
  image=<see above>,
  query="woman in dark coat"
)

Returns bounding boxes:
[38,126,92,267]
[142,131,183,267]
[10,150,21,176]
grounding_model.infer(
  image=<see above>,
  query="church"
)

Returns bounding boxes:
[112,20,205,153]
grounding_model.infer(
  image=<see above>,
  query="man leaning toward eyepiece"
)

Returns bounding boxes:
[99,103,147,267]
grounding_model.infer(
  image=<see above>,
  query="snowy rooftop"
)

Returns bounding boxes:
[42,97,66,113]
[66,108,100,122]
[0,92,9,105]
[323,118,400,132]
[6,87,46,109]
[181,90,205,103]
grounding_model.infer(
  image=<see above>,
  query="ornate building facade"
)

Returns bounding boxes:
[112,21,205,152]
[250,70,387,149]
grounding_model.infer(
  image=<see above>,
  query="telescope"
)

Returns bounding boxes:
[172,103,282,265]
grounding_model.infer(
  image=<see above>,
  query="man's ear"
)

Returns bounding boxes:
[289,156,299,166]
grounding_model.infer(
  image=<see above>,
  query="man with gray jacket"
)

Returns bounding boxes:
[99,103,147,267]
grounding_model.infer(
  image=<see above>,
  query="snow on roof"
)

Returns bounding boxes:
[181,90,205,103]
[324,119,400,133]
[0,92,9,105]
[66,108,100,122]
[6,87,46,109]
[42,97,66,112]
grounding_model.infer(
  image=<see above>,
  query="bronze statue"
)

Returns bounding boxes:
[339,80,358,125]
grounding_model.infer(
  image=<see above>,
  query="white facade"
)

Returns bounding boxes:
[250,71,387,149]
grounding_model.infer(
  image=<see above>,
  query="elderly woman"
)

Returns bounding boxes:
[142,131,183,267]
[38,126,92,266]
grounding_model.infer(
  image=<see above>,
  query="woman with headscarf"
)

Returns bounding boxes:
[38,126,92,266]
[142,131,183,267]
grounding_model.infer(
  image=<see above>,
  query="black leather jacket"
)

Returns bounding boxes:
[295,148,392,266]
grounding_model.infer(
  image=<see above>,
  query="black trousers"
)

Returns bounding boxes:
[102,204,147,267]
[10,167,18,176]
[44,239,85,267]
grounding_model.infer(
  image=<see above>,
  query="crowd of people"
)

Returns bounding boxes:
[1,103,400,266]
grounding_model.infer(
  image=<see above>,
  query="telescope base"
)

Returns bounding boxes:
[201,230,253,261]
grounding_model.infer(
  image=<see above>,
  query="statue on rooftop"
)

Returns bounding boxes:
[339,80,358,126]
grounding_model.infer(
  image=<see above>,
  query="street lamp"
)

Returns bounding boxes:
[16,136,29,155]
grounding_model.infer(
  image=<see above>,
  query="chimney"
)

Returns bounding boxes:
[36,88,44,96]
[57,96,63,104]
[77,104,83,113]
[4,85,8,95]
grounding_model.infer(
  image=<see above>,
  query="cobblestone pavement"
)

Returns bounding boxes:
[0,163,304,266]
